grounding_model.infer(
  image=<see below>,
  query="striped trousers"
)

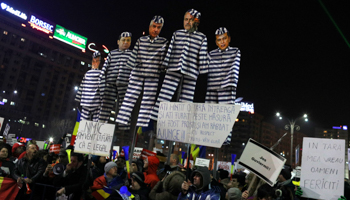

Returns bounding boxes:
[206,87,236,145]
[205,87,236,104]
[116,75,158,127]
[81,106,99,122]
[150,71,196,121]
[98,84,129,130]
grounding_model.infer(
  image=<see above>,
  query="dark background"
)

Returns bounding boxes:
[9,0,350,134]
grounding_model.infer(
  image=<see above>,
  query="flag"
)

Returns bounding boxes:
[181,151,185,164]
[137,127,142,135]
[91,187,113,200]
[122,146,130,179]
[192,147,200,162]
[199,146,206,158]
[231,154,236,180]
[0,177,20,200]
[70,110,81,146]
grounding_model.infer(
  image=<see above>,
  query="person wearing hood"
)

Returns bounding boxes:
[179,166,221,200]
[274,168,295,200]
[129,171,150,200]
[149,170,186,200]
[143,156,160,189]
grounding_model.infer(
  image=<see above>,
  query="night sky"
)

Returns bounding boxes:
[9,0,350,134]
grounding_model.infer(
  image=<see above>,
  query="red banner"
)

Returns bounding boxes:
[49,144,61,154]
[141,149,156,160]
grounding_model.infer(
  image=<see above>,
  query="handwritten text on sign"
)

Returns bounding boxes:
[300,137,344,200]
[157,102,241,148]
[74,120,114,157]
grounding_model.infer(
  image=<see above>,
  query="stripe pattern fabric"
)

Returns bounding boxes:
[205,46,241,145]
[98,49,132,123]
[75,69,101,107]
[150,29,208,120]
[116,36,168,127]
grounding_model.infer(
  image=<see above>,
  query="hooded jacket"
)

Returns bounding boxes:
[149,171,186,200]
[177,167,221,200]
[144,156,160,189]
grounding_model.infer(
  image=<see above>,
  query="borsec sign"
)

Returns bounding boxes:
[28,14,54,34]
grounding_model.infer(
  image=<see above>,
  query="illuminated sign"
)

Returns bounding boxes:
[1,2,27,20]
[28,14,54,34]
[236,102,254,113]
[53,24,87,50]
[88,43,110,54]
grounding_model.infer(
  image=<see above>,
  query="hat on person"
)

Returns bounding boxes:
[120,32,132,38]
[131,172,145,186]
[92,51,101,58]
[187,9,201,20]
[151,15,164,24]
[280,168,292,180]
[132,159,144,172]
[12,142,25,154]
[215,27,229,35]
[227,188,242,200]
[104,161,117,173]
[58,149,67,157]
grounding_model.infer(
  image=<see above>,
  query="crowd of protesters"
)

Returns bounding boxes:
[1,138,350,200]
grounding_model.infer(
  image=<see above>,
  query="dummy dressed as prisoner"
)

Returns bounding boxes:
[116,16,168,127]
[98,32,133,129]
[75,51,102,121]
[207,27,241,145]
[150,9,208,120]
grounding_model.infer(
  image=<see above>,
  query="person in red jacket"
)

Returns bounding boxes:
[143,156,159,189]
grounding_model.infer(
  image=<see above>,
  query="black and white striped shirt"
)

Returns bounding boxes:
[163,29,208,79]
[100,49,132,87]
[207,47,240,90]
[126,36,168,77]
[75,69,101,107]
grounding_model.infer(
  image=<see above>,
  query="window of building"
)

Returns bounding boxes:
[3,31,8,35]
[10,101,15,106]
[35,123,39,127]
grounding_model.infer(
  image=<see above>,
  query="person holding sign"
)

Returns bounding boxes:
[75,51,102,121]
[150,9,208,120]
[116,16,168,128]
[98,32,133,128]
[179,167,220,200]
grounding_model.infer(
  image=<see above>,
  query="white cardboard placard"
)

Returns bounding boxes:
[195,158,210,168]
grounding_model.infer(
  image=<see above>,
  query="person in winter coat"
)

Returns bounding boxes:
[179,166,221,200]
[149,170,186,200]
[274,168,295,200]
[143,156,160,189]
[129,171,150,200]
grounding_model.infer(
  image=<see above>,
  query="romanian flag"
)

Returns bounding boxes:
[0,177,20,200]
[231,154,236,180]
[70,109,81,146]
[122,146,130,179]
[91,187,113,200]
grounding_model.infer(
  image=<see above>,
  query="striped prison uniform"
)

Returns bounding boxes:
[150,29,208,120]
[206,46,241,145]
[98,49,132,129]
[75,69,101,121]
[116,36,168,127]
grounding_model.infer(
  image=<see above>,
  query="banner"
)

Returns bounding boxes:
[74,120,115,157]
[141,148,156,160]
[0,117,4,132]
[49,144,60,154]
[300,137,345,200]
[3,123,10,137]
[157,102,241,148]
[195,158,210,168]
[133,147,143,159]
[238,138,286,186]
[295,145,300,165]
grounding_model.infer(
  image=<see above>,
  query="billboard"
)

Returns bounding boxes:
[28,13,55,35]
[53,24,87,50]
[0,2,27,20]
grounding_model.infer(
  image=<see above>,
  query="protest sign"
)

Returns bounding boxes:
[238,138,286,186]
[3,123,10,137]
[300,137,344,200]
[49,144,60,154]
[0,117,4,132]
[141,148,156,160]
[157,102,241,148]
[216,161,232,175]
[74,120,114,157]
[195,158,210,168]
[133,147,143,159]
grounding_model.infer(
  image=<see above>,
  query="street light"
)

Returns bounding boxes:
[276,112,308,166]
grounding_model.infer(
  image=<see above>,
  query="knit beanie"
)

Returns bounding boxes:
[132,172,145,186]
[104,161,117,173]
[227,188,242,200]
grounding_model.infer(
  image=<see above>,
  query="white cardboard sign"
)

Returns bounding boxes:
[238,138,286,186]
[157,102,241,148]
[195,158,210,168]
[133,147,143,159]
[300,137,344,200]
[74,120,115,157]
